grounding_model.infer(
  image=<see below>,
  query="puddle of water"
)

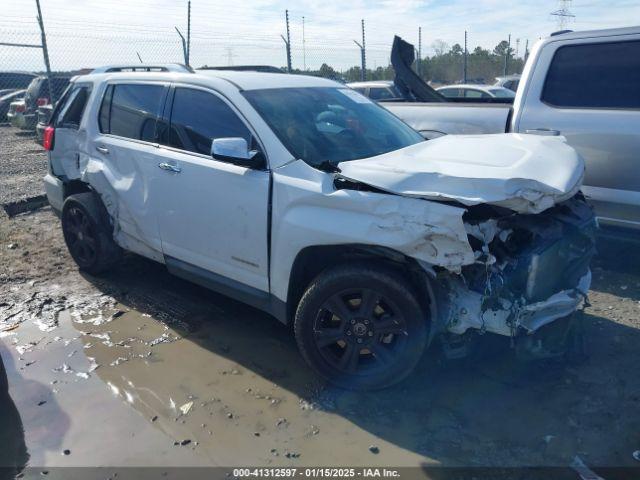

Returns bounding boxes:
[73,306,433,466]
[1,311,207,468]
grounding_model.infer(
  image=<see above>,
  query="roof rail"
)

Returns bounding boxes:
[90,64,193,74]
[198,65,283,73]
[550,29,573,36]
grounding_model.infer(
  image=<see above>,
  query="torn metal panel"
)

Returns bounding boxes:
[442,194,596,337]
[76,148,165,263]
[444,271,591,337]
[337,133,585,214]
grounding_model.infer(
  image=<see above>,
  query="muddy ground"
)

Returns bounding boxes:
[0,125,47,204]
[1,126,640,477]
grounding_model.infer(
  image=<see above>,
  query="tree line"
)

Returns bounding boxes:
[291,40,526,86]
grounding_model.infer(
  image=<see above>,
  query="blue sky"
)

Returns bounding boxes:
[1,0,639,70]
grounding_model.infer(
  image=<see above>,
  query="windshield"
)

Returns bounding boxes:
[489,88,515,98]
[243,87,424,168]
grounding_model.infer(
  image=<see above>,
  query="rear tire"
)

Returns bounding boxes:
[294,264,428,390]
[61,192,121,275]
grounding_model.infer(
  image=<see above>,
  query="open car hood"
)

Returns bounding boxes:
[336,134,585,214]
[391,36,446,103]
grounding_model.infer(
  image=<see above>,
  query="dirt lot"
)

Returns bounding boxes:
[0,125,47,205]
[1,125,640,477]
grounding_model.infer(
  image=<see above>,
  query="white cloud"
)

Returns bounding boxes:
[0,0,637,71]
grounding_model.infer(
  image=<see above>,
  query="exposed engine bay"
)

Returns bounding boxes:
[434,193,596,341]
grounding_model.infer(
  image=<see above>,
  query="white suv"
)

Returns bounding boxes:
[43,64,595,389]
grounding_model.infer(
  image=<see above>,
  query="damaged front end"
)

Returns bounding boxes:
[433,193,596,357]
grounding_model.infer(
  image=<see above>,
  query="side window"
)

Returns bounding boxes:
[168,87,251,156]
[98,85,113,133]
[55,86,91,129]
[99,83,165,142]
[369,88,393,100]
[464,89,490,99]
[542,40,640,109]
[439,88,461,98]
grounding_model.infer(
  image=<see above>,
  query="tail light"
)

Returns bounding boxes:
[36,97,49,106]
[43,126,55,151]
[15,104,26,113]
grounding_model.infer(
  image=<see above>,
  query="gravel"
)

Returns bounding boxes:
[0,125,47,204]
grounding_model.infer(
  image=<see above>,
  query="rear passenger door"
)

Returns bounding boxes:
[516,36,640,230]
[94,82,169,257]
[154,85,270,293]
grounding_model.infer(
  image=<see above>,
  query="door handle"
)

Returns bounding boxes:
[95,146,109,154]
[158,162,181,173]
[525,128,561,136]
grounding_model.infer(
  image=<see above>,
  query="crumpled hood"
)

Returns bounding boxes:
[337,133,585,214]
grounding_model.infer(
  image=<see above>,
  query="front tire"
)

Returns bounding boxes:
[294,264,429,390]
[61,192,121,275]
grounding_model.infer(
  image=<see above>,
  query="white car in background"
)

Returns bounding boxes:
[436,84,516,100]
[494,74,521,92]
[347,81,405,101]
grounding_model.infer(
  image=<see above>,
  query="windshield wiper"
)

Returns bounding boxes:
[316,160,341,173]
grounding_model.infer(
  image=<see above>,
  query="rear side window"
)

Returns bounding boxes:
[27,77,70,105]
[98,83,165,142]
[167,87,251,155]
[465,89,490,99]
[504,80,519,91]
[542,40,640,109]
[439,88,461,98]
[55,86,91,129]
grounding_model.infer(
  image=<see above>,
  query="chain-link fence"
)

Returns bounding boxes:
[0,2,528,127]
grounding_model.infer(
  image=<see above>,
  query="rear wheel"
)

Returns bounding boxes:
[61,192,121,275]
[294,264,428,390]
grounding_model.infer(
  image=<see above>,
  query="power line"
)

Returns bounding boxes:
[551,0,575,31]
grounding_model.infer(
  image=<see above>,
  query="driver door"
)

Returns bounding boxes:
[153,85,271,293]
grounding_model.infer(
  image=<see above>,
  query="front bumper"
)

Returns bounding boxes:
[438,194,595,339]
[444,270,591,337]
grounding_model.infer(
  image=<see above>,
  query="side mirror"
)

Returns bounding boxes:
[211,137,265,169]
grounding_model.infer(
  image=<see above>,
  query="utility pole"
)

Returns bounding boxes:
[353,19,366,81]
[186,0,191,66]
[463,30,468,83]
[35,0,53,103]
[551,0,575,30]
[282,9,292,73]
[417,27,422,77]
[302,16,306,71]
[524,39,530,63]
[361,19,366,81]
[504,33,511,76]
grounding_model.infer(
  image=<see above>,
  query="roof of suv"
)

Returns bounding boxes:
[347,81,394,89]
[198,70,339,90]
[544,25,640,42]
[75,69,340,91]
